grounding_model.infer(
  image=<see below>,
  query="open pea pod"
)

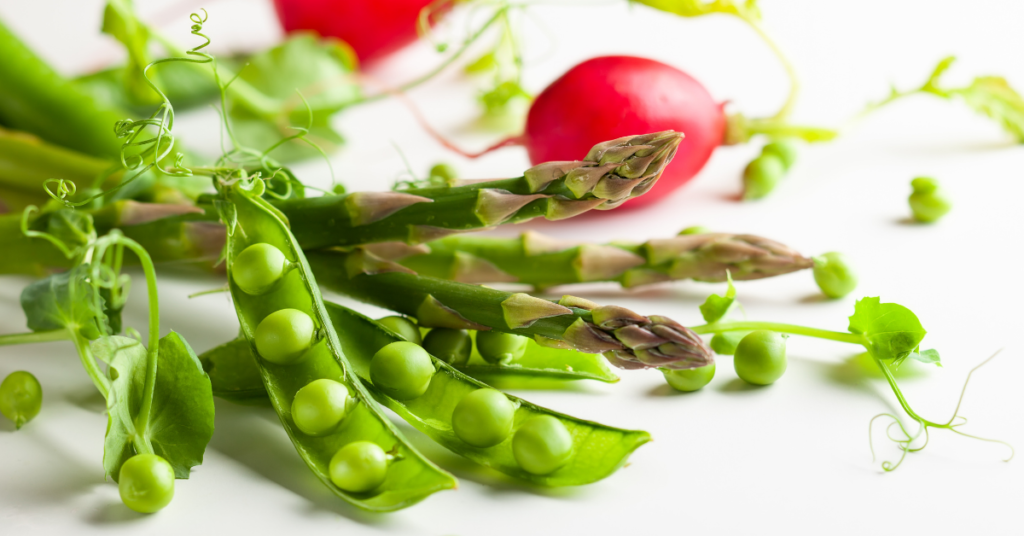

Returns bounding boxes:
[221,181,456,512]
[329,304,650,487]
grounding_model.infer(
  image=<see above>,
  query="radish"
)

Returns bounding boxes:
[524,56,725,208]
[272,0,448,65]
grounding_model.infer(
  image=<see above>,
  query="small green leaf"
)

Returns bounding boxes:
[909,348,941,367]
[847,297,927,363]
[20,267,108,340]
[699,272,736,324]
[951,76,1024,142]
[101,332,214,481]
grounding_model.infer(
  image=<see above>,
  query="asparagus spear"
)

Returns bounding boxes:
[305,248,712,371]
[276,131,683,248]
[393,231,814,289]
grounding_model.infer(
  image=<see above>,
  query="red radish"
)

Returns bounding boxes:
[525,56,725,208]
[272,0,447,65]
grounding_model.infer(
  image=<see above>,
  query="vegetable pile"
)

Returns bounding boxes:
[0,0,1016,518]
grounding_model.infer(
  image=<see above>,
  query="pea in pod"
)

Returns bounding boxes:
[220,180,456,512]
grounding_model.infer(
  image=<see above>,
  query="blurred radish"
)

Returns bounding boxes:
[272,0,450,65]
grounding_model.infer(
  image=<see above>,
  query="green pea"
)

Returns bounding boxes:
[422,328,472,366]
[662,363,716,392]
[370,342,435,400]
[291,379,352,436]
[733,330,788,385]
[232,243,288,295]
[0,371,42,429]
[118,454,175,514]
[678,225,710,235]
[512,415,573,475]
[709,331,749,356]
[762,139,798,170]
[452,389,515,448]
[329,441,388,493]
[476,331,528,365]
[428,163,457,183]
[813,252,858,299]
[376,316,422,345]
[742,154,785,200]
[254,309,315,365]
[909,177,952,223]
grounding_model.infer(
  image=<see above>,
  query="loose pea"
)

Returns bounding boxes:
[908,177,952,223]
[678,225,710,235]
[118,454,175,514]
[762,139,798,170]
[452,389,515,448]
[742,154,786,200]
[813,252,858,299]
[232,243,288,295]
[733,330,788,385]
[254,309,315,365]
[291,379,352,436]
[370,342,435,400]
[0,371,42,429]
[428,163,457,184]
[512,415,573,475]
[422,328,472,366]
[376,316,422,345]
[476,331,528,365]
[329,441,388,493]
[710,331,748,356]
[662,363,716,392]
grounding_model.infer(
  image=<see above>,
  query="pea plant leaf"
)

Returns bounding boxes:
[20,266,108,340]
[847,297,927,365]
[698,272,737,323]
[909,348,942,367]
[100,332,215,481]
[228,34,361,162]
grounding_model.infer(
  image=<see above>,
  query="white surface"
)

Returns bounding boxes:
[1,1,1022,534]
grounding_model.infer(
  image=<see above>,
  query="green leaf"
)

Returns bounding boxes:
[847,297,927,364]
[45,209,96,252]
[20,266,108,340]
[101,0,158,105]
[951,76,1024,142]
[699,272,737,323]
[228,34,360,162]
[909,348,942,367]
[100,332,215,481]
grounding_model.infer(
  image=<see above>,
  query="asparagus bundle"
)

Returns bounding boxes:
[391,231,814,289]
[305,248,713,370]
[276,131,683,248]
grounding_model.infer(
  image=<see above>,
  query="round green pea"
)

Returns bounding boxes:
[422,328,472,366]
[232,243,288,295]
[709,331,748,356]
[329,441,388,493]
[742,154,785,200]
[909,177,952,223]
[813,252,858,299]
[662,363,716,392]
[452,389,515,448]
[733,330,788,385]
[118,454,175,514]
[254,309,315,365]
[512,415,573,475]
[428,162,457,183]
[370,342,435,400]
[291,379,352,436]
[376,316,422,345]
[0,371,42,429]
[762,139,798,170]
[476,331,528,365]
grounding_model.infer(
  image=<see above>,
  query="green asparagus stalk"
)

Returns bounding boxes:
[392,231,814,289]
[276,131,683,248]
[305,248,712,370]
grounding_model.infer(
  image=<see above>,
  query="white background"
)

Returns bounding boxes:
[1,1,1022,534]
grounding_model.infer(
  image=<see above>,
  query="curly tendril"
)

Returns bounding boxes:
[868,350,1014,471]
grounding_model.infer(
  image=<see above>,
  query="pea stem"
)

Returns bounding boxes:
[690,321,864,345]
[71,331,111,399]
[873,354,945,429]
[0,329,71,346]
[741,17,799,121]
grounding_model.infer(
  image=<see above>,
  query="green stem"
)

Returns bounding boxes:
[873,355,944,428]
[0,329,71,346]
[70,331,111,399]
[690,321,863,345]
[117,237,161,451]
[742,18,799,121]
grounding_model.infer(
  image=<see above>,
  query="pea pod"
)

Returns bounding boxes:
[220,181,456,512]
[459,331,618,383]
